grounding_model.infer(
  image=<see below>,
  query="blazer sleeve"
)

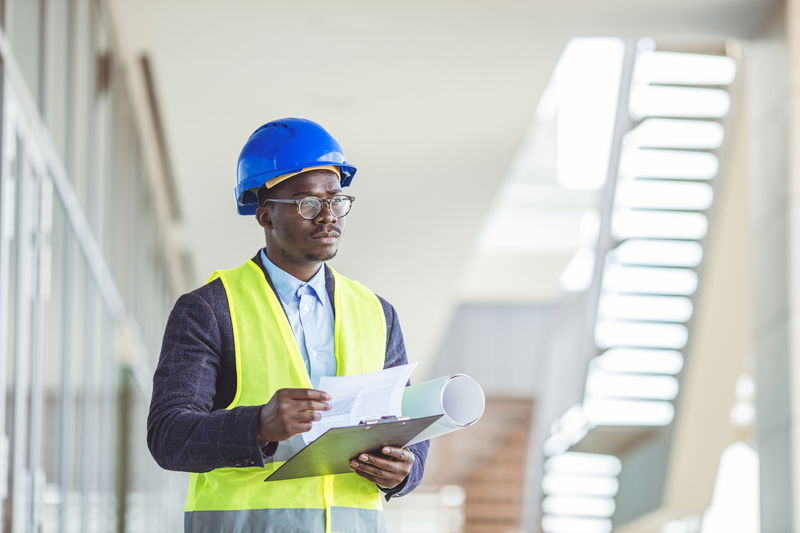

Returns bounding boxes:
[377,295,430,500]
[147,289,270,472]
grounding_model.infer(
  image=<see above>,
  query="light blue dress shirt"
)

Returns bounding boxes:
[260,249,336,388]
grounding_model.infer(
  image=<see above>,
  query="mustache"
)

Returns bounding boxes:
[310,227,342,237]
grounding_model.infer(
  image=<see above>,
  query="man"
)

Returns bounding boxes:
[147,118,428,533]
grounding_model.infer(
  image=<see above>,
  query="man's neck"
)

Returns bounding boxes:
[264,248,321,282]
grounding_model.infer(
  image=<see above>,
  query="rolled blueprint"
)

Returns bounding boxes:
[401,374,485,445]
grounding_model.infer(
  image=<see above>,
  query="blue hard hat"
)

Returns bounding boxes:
[234,118,357,215]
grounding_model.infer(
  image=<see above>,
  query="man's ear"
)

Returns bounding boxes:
[255,206,272,229]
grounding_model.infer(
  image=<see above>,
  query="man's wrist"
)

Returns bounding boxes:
[259,440,279,457]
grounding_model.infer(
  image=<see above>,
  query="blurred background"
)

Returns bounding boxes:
[0,0,793,531]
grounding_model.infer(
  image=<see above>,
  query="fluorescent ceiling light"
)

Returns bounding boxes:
[592,348,684,375]
[586,371,680,400]
[599,294,693,322]
[601,265,698,296]
[583,398,675,426]
[630,86,730,119]
[544,452,622,476]
[620,148,719,179]
[612,210,708,240]
[615,180,714,210]
[612,240,703,267]
[629,119,724,149]
[635,51,736,85]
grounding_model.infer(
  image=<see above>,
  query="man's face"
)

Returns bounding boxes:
[256,169,346,266]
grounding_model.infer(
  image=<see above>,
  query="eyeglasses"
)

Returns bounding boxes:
[262,194,355,219]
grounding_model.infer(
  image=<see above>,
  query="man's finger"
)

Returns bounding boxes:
[290,422,313,434]
[357,453,398,473]
[380,447,414,463]
[295,410,321,423]
[286,388,331,401]
[350,460,388,481]
[297,400,331,411]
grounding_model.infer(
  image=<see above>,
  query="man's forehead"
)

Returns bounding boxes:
[274,169,342,194]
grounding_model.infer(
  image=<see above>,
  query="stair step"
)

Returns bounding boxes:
[649,81,729,90]
[631,176,714,183]
[614,236,701,243]
[615,263,695,270]
[598,318,688,326]
[633,115,724,124]
[626,207,707,214]
[613,291,695,298]
[635,145,719,154]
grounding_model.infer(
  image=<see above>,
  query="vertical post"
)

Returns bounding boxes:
[11,138,32,533]
[115,366,131,533]
[787,1,800,530]
[0,54,9,533]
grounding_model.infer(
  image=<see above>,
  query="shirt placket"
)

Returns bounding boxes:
[297,286,323,387]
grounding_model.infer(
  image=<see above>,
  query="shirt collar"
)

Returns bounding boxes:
[260,248,327,307]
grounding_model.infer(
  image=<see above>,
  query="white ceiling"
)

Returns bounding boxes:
[110,0,772,375]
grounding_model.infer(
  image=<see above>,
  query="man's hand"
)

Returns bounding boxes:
[258,388,331,443]
[349,446,415,489]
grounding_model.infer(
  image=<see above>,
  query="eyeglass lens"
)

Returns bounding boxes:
[298,196,352,219]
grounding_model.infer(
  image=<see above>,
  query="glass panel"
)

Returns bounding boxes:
[68,0,91,204]
[0,3,188,529]
[44,0,70,158]
[42,193,66,533]
[3,132,19,533]
[9,0,43,108]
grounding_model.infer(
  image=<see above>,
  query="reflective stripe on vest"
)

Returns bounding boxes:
[185,507,386,533]
[185,260,387,533]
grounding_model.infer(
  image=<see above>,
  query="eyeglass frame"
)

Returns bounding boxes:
[260,194,356,219]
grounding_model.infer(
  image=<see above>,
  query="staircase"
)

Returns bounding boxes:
[540,41,738,533]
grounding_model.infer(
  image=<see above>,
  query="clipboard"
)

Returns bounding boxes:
[264,414,442,482]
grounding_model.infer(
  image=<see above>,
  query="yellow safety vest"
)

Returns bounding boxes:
[184,259,387,533]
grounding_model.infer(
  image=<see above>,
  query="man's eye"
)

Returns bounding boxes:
[300,198,318,208]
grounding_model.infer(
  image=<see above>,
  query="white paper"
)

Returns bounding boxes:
[303,362,417,444]
[401,374,485,445]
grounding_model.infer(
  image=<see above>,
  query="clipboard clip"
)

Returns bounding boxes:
[359,415,410,426]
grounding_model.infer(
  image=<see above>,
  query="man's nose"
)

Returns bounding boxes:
[315,201,338,223]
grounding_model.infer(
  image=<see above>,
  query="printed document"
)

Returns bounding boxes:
[303,362,417,444]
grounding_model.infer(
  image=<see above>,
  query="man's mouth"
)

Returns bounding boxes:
[310,231,341,243]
